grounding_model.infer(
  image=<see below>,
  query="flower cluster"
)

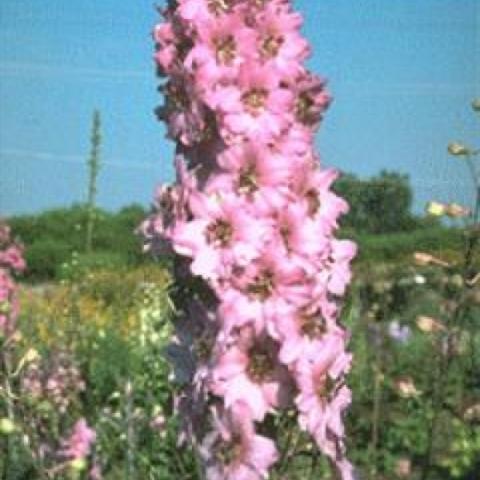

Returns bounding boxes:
[0,221,25,337]
[146,1,356,478]
[21,350,86,413]
[60,418,97,476]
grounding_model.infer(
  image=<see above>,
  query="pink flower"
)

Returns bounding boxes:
[0,245,26,273]
[158,76,209,146]
[326,239,357,296]
[291,72,331,129]
[153,19,179,75]
[178,0,238,24]
[295,333,352,458]
[172,191,271,280]
[61,419,96,460]
[0,227,24,336]
[293,167,349,234]
[205,63,293,142]
[150,414,167,433]
[275,201,330,260]
[275,305,344,365]
[211,328,292,420]
[0,224,11,245]
[217,248,312,336]
[253,1,309,76]
[185,13,255,87]
[89,464,102,480]
[217,141,296,192]
[200,403,278,479]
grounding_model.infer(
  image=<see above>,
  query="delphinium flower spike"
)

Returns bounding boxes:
[144,1,357,478]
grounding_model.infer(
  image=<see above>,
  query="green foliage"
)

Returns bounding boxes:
[9,203,148,281]
[353,227,464,262]
[25,238,72,280]
[335,170,436,234]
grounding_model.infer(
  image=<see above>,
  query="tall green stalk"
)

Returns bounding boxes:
[85,110,102,254]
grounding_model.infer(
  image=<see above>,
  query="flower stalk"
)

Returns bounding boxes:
[144,1,357,478]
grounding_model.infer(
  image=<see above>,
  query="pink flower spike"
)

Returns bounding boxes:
[60,419,96,461]
[147,0,357,475]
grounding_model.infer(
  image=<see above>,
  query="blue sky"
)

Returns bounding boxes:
[0,0,478,216]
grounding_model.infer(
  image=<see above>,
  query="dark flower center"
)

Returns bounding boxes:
[214,35,236,65]
[295,92,315,124]
[247,270,275,299]
[215,435,243,465]
[194,332,214,362]
[316,375,336,401]
[247,344,276,382]
[238,164,258,194]
[242,88,268,114]
[208,0,233,15]
[300,312,327,338]
[261,34,284,58]
[164,81,190,110]
[305,189,321,215]
[206,219,233,247]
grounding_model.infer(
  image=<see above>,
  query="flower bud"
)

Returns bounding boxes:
[24,348,40,363]
[394,377,421,398]
[426,201,446,217]
[447,142,471,156]
[416,315,445,333]
[445,203,470,218]
[150,414,166,432]
[413,252,449,267]
[463,403,480,422]
[69,458,87,472]
[394,458,412,478]
[0,301,10,315]
[11,331,23,343]
[0,418,16,435]
[450,274,464,289]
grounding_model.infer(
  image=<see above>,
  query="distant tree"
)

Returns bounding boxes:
[85,110,102,253]
[335,170,419,234]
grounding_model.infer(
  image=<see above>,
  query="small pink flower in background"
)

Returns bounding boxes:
[394,457,412,478]
[0,245,26,273]
[150,414,167,433]
[0,224,11,244]
[0,221,25,336]
[21,350,85,413]
[61,419,96,461]
[89,463,102,480]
